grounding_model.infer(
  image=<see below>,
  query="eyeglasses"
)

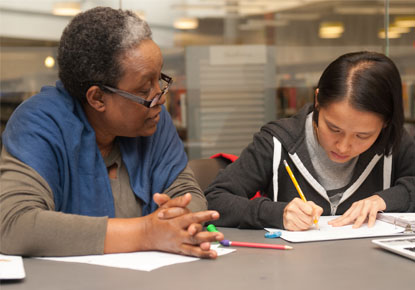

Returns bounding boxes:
[101,73,172,108]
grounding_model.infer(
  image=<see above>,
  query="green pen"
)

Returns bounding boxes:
[206,224,220,244]
[206,224,219,233]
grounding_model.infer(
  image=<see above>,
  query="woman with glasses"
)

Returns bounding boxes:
[0,7,223,257]
[205,51,415,231]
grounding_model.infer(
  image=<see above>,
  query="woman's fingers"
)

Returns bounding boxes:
[329,195,386,228]
[154,192,192,209]
[178,231,224,259]
[367,207,379,228]
[329,203,361,227]
[187,223,203,235]
[158,207,190,219]
[283,198,318,231]
[178,211,220,228]
[153,193,171,207]
[185,230,224,245]
[179,243,218,259]
[309,201,323,218]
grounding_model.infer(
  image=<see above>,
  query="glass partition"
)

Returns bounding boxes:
[1,0,414,152]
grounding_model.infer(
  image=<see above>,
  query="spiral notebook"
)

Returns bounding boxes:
[376,213,415,233]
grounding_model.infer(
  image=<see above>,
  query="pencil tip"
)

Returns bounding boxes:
[286,246,293,250]
[314,219,320,230]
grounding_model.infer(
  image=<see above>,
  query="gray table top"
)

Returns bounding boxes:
[2,227,414,290]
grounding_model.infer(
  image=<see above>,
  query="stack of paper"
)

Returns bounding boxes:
[0,254,26,280]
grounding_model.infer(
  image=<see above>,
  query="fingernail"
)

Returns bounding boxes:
[158,212,164,218]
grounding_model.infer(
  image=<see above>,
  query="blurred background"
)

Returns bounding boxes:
[1,0,414,158]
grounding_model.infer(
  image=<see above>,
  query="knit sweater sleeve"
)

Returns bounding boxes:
[164,164,208,213]
[377,130,415,212]
[205,129,288,229]
[0,147,107,257]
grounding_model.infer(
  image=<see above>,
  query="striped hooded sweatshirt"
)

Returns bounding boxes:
[206,104,415,229]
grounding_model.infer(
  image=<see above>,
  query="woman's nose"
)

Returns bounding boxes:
[158,91,166,105]
[336,136,352,153]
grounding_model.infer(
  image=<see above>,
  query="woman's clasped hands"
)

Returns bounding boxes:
[104,193,223,257]
[147,193,224,258]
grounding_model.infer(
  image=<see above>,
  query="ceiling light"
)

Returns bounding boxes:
[335,7,382,15]
[335,6,414,15]
[378,29,401,39]
[44,56,55,68]
[52,2,81,16]
[319,31,342,39]
[394,16,415,28]
[319,22,344,34]
[173,17,199,30]
[389,24,410,34]
[319,22,344,39]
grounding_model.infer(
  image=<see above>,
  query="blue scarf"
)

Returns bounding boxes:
[2,81,187,217]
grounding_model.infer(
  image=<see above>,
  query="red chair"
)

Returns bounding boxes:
[188,153,262,199]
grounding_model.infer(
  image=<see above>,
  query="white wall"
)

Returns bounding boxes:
[0,0,184,46]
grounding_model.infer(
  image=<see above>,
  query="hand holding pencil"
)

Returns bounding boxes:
[283,160,323,231]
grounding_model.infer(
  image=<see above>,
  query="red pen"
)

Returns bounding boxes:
[220,240,293,250]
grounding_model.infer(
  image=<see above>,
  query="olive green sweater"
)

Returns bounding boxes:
[0,146,206,257]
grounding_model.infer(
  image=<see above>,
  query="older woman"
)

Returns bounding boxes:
[0,7,223,258]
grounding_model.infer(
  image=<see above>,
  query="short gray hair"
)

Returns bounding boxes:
[58,7,152,102]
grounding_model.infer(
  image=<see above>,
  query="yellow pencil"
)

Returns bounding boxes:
[283,160,319,229]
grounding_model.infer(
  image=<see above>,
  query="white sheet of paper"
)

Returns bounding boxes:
[265,216,406,243]
[0,254,26,280]
[39,244,235,272]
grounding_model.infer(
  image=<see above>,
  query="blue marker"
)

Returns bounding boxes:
[265,231,281,239]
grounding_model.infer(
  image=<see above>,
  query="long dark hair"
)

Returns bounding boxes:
[313,51,404,155]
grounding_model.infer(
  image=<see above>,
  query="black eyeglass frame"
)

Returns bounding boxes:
[100,73,172,108]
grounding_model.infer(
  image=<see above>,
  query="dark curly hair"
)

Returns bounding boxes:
[313,51,404,156]
[57,7,152,102]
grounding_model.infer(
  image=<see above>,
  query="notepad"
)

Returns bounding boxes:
[372,236,415,261]
[265,216,406,243]
[0,255,26,280]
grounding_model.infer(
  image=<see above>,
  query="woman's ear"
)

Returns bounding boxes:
[86,86,106,112]
[314,88,319,106]
[312,88,320,127]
